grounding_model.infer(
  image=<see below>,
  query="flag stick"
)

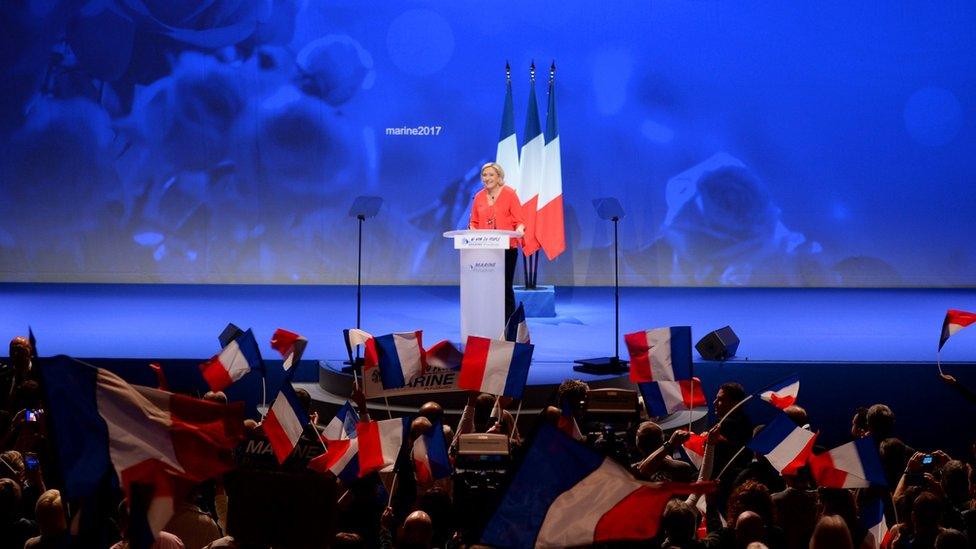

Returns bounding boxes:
[260,377,268,418]
[714,446,747,481]
[383,396,394,419]
[511,399,523,443]
[337,488,351,506]
[387,472,398,507]
[937,350,944,376]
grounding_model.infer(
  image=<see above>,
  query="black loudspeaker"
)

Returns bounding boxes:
[696,326,740,360]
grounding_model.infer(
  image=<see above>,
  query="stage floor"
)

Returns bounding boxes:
[2,283,974,365]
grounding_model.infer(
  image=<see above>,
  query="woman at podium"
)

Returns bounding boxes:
[469,162,525,320]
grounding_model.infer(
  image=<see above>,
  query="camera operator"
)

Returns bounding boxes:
[632,422,696,482]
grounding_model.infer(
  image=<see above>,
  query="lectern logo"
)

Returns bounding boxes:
[461,236,503,247]
[469,261,496,272]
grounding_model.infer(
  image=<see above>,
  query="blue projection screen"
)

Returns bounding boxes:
[0,1,973,286]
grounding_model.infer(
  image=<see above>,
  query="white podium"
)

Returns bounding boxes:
[443,229,520,342]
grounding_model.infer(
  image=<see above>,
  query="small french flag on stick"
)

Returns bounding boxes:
[270,328,308,372]
[809,437,887,488]
[502,302,530,344]
[459,336,534,399]
[939,309,976,351]
[682,432,707,470]
[200,328,263,391]
[357,418,409,477]
[759,375,800,410]
[263,383,310,464]
[322,401,359,441]
[747,412,817,475]
[638,378,706,416]
[412,418,452,485]
[309,438,359,484]
[625,327,692,384]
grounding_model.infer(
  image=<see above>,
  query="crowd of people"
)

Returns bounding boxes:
[1,333,975,549]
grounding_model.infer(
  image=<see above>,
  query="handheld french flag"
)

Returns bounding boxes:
[759,375,800,410]
[309,438,359,485]
[482,424,714,547]
[270,328,308,373]
[939,309,976,350]
[263,383,310,464]
[860,494,888,549]
[639,378,707,417]
[199,328,263,391]
[346,329,425,389]
[502,302,530,344]
[459,336,534,399]
[412,418,452,485]
[809,437,887,488]
[557,398,584,442]
[357,418,410,477]
[682,432,707,470]
[425,339,463,370]
[747,412,817,475]
[40,356,244,538]
[625,326,693,384]
[322,401,359,440]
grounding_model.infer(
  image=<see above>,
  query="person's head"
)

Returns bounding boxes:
[0,450,25,483]
[734,511,765,546]
[418,401,443,423]
[410,417,433,441]
[203,391,228,405]
[866,404,895,439]
[473,393,497,432]
[293,388,313,415]
[784,405,809,428]
[480,162,504,190]
[557,379,589,418]
[0,478,22,519]
[879,437,911,486]
[333,532,365,548]
[809,514,853,549]
[817,488,857,533]
[660,500,697,543]
[635,421,665,457]
[851,406,869,438]
[939,460,971,507]
[399,510,433,549]
[714,382,746,417]
[417,487,453,544]
[894,485,922,527]
[35,489,66,536]
[935,529,968,549]
[727,480,774,528]
[9,336,32,375]
[911,491,943,536]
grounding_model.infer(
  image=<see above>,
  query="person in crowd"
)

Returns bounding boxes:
[162,486,222,549]
[704,480,785,548]
[0,477,36,548]
[632,422,696,482]
[818,488,875,549]
[771,467,818,549]
[809,515,854,549]
[937,460,971,532]
[891,492,948,549]
[333,531,365,548]
[657,499,706,549]
[415,486,454,549]
[24,489,68,549]
[933,529,968,549]
[468,161,526,321]
[111,499,184,549]
[783,405,810,431]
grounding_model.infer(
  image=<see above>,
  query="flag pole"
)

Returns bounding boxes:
[511,399,523,444]
[526,61,537,290]
[387,472,399,507]
[714,446,747,480]
[937,350,944,376]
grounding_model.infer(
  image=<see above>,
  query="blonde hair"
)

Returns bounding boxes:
[481,162,505,181]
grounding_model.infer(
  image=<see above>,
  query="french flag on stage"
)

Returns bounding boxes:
[310,438,360,485]
[40,356,244,539]
[322,401,359,440]
[270,328,308,373]
[747,413,817,475]
[482,425,714,548]
[502,302,530,344]
[357,418,410,477]
[412,418,452,485]
[263,383,310,464]
[625,326,693,384]
[682,432,707,470]
[638,378,707,416]
[200,328,263,391]
[459,336,534,399]
[518,64,544,256]
[496,63,521,207]
[536,62,565,260]
[809,437,887,488]
[345,328,425,389]
[759,375,800,409]
[939,309,976,350]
